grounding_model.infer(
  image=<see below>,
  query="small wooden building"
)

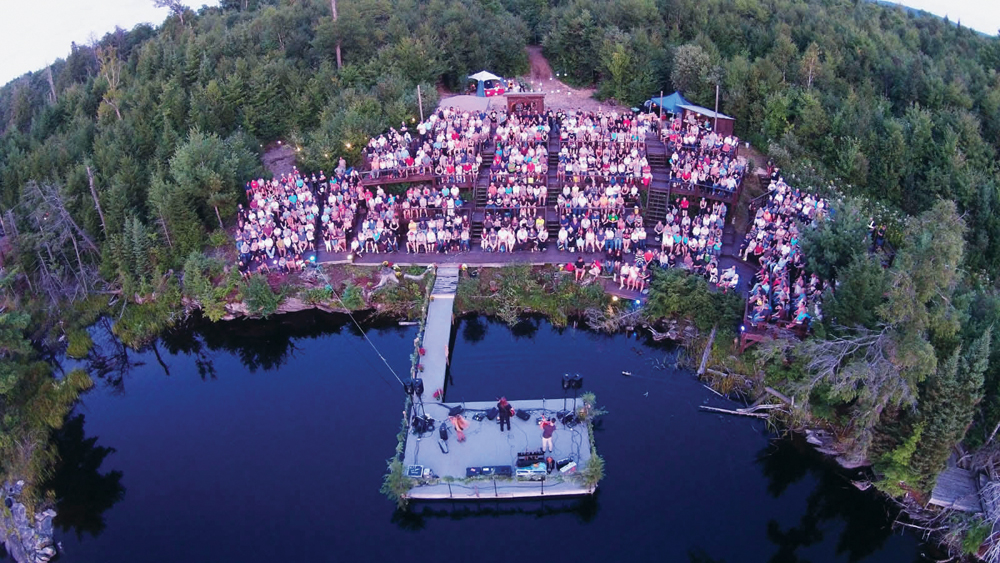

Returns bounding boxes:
[678,103,736,137]
[505,92,545,114]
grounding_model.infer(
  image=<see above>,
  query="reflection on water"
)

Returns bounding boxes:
[392,495,601,531]
[757,439,904,563]
[45,415,125,540]
[55,312,924,563]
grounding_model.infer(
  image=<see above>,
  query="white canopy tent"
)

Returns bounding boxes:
[468,70,504,96]
[468,70,502,82]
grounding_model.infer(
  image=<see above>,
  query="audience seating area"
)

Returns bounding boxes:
[234,105,754,299]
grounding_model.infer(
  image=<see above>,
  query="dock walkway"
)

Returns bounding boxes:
[417,266,459,398]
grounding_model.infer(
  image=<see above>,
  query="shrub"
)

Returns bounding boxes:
[65,329,93,359]
[644,269,743,330]
[242,275,284,318]
[340,282,365,310]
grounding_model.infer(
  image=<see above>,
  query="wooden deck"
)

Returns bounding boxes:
[929,467,982,512]
[402,399,594,500]
[415,266,459,400]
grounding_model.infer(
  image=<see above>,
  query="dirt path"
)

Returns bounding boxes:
[263,144,296,177]
[522,46,620,113]
[527,46,552,81]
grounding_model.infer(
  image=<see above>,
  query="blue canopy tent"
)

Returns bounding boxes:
[469,70,505,97]
[644,92,691,115]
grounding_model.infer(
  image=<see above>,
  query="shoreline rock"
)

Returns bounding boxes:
[1,481,57,563]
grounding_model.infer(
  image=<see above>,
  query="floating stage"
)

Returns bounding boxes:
[401,399,595,500]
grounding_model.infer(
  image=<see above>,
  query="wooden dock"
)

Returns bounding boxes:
[402,399,594,500]
[416,266,459,399]
[929,467,983,512]
[399,266,596,500]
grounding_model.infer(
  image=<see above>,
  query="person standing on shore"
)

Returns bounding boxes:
[539,416,556,453]
[497,397,514,432]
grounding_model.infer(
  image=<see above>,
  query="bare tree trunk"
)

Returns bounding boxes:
[68,231,89,293]
[158,212,174,250]
[86,166,108,234]
[331,0,342,69]
[46,66,57,103]
[214,206,224,230]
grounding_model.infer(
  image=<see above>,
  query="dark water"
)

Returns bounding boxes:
[52,313,925,563]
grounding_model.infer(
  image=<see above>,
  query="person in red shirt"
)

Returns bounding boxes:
[539,416,556,453]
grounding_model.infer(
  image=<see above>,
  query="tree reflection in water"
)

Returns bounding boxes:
[757,438,907,563]
[159,310,409,374]
[45,415,125,540]
[392,494,600,531]
[460,314,489,344]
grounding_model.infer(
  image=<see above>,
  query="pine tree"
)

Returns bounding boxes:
[911,330,989,489]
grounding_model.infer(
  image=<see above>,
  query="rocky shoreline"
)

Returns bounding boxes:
[2,482,57,563]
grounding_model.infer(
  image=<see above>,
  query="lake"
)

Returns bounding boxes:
[52,312,925,562]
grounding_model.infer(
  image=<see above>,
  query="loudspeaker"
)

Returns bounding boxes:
[439,425,448,441]
[486,407,498,420]
[571,373,584,389]
[403,380,414,395]
[562,373,573,390]
[516,410,531,421]
[414,378,425,396]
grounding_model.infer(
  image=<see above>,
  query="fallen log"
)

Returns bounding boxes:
[764,386,793,405]
[697,326,717,376]
[702,384,724,398]
[699,405,769,419]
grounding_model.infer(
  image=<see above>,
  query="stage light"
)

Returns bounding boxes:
[345,143,352,149]
[309,255,316,262]
[740,325,746,332]
[612,296,618,302]
[347,253,354,261]
[277,141,282,145]
[635,299,641,305]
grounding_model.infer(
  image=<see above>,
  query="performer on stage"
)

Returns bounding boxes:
[497,397,514,432]
[539,415,556,453]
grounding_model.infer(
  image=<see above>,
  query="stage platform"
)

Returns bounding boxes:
[402,399,595,500]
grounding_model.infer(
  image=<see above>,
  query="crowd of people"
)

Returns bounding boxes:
[479,212,547,253]
[478,111,551,251]
[649,197,729,284]
[739,178,827,330]
[556,110,654,189]
[320,166,363,254]
[364,108,491,182]
[234,107,761,304]
[399,185,466,220]
[354,185,400,255]
[405,214,471,254]
[661,114,746,197]
[236,170,322,275]
[488,112,549,188]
